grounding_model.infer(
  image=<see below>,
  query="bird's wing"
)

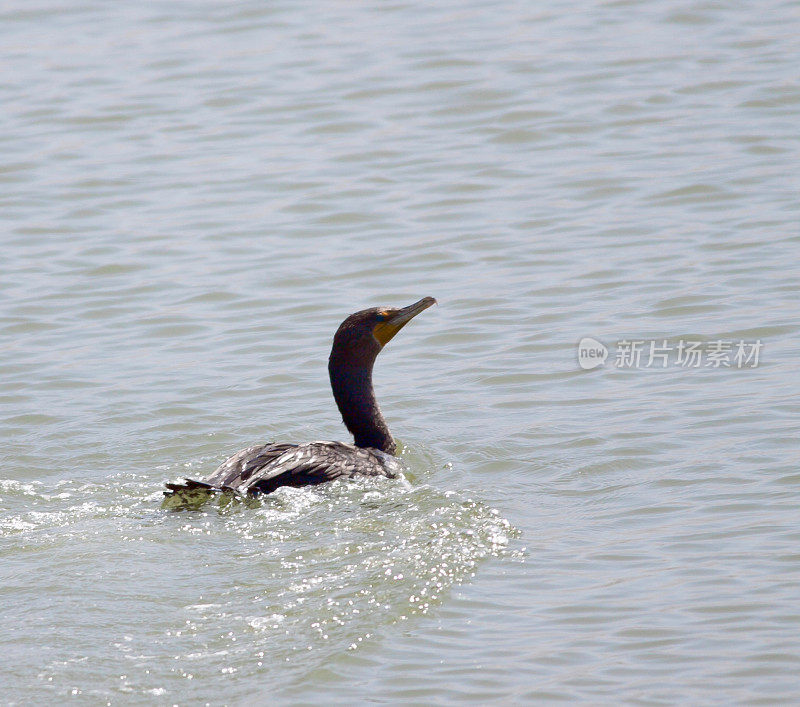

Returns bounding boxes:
[200,442,297,490]
[242,441,395,494]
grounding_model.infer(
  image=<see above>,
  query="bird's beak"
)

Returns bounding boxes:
[373,296,437,347]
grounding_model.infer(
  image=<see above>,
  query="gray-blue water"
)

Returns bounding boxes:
[2,0,799,703]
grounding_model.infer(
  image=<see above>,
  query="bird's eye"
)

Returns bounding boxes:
[377,310,390,321]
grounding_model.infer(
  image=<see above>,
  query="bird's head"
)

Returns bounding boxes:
[330,296,437,368]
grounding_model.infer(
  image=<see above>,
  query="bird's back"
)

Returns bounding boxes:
[164,440,402,503]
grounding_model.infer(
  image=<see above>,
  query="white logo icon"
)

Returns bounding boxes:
[577,337,608,369]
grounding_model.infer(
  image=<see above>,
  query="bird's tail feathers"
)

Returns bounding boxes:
[162,478,225,510]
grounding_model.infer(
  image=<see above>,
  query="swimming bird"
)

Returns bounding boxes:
[164,297,436,503]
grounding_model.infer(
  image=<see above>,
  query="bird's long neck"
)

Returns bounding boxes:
[329,359,396,454]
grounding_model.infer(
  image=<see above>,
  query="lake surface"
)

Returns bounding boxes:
[2,0,799,703]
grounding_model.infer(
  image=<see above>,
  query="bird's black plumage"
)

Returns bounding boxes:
[164,297,435,504]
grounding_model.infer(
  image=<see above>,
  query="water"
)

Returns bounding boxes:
[2,0,799,703]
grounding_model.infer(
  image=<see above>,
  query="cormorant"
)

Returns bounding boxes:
[164,297,436,502]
